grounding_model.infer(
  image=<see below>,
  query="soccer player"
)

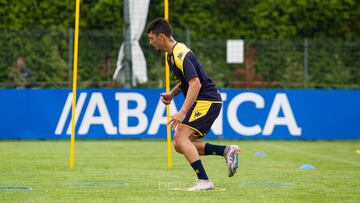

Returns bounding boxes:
[146,17,240,191]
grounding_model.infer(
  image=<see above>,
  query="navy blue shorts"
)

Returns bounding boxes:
[181,100,222,137]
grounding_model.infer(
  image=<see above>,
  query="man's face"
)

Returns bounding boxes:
[148,32,164,51]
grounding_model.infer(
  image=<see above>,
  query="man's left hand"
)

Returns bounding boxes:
[168,111,186,131]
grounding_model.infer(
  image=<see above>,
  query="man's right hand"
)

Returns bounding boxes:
[160,92,173,105]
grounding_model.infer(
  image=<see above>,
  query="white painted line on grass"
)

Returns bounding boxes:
[263,142,360,167]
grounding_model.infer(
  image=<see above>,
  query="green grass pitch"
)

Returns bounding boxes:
[0,140,359,202]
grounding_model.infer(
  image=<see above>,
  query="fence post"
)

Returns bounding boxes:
[68,29,74,88]
[186,27,191,48]
[123,0,132,87]
[304,38,309,88]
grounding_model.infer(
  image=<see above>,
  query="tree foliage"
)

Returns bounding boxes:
[1,0,358,40]
[0,0,359,88]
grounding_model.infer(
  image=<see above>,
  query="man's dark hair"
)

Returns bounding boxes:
[146,17,173,37]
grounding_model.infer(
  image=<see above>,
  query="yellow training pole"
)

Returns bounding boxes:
[70,0,81,169]
[164,0,172,169]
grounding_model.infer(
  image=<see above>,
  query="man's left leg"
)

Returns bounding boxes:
[173,125,214,191]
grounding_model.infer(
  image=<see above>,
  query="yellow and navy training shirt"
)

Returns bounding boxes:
[167,42,222,102]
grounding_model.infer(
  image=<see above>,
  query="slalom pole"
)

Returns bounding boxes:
[164,0,172,169]
[70,0,81,169]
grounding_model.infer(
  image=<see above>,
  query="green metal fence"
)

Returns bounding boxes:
[0,30,359,89]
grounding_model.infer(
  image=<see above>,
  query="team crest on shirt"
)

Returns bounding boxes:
[171,72,181,84]
[177,52,183,60]
[194,111,202,118]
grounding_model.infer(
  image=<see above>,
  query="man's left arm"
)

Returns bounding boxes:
[168,77,201,130]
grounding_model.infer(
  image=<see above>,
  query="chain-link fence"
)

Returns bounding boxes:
[1,29,359,89]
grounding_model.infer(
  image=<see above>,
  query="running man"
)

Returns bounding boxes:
[146,17,240,191]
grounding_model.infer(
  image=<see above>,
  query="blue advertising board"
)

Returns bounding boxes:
[0,88,359,140]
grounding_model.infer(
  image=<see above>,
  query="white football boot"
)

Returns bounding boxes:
[224,145,240,177]
[187,179,214,191]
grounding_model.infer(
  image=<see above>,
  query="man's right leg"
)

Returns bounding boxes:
[174,137,225,156]
[174,135,240,177]
[190,137,241,177]
[223,145,240,177]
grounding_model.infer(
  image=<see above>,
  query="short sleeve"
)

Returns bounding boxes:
[183,53,198,82]
[173,43,198,82]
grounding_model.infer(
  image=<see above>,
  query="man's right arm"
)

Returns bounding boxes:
[170,84,181,97]
[160,84,181,105]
